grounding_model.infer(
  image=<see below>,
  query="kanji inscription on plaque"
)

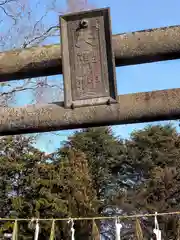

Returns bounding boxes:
[60,8,117,108]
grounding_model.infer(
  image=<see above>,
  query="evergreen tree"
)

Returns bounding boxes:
[122,124,180,239]
[58,127,126,199]
[58,127,127,239]
[1,124,180,239]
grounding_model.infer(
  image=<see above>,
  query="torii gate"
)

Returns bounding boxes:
[0,8,180,135]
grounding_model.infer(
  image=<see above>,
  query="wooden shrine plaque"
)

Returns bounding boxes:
[60,8,117,108]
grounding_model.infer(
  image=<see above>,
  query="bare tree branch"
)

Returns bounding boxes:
[0,5,17,22]
[0,0,16,6]
[22,25,59,48]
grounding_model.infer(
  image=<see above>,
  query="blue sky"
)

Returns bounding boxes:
[20,0,180,152]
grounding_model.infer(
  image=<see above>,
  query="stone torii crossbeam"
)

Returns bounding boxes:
[0,7,180,135]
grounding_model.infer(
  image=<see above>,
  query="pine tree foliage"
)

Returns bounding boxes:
[0,124,180,239]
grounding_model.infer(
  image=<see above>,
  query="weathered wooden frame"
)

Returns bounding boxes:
[60,8,117,108]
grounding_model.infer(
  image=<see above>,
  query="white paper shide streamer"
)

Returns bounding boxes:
[153,212,161,240]
[115,218,122,240]
[68,218,75,240]
[34,219,40,240]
